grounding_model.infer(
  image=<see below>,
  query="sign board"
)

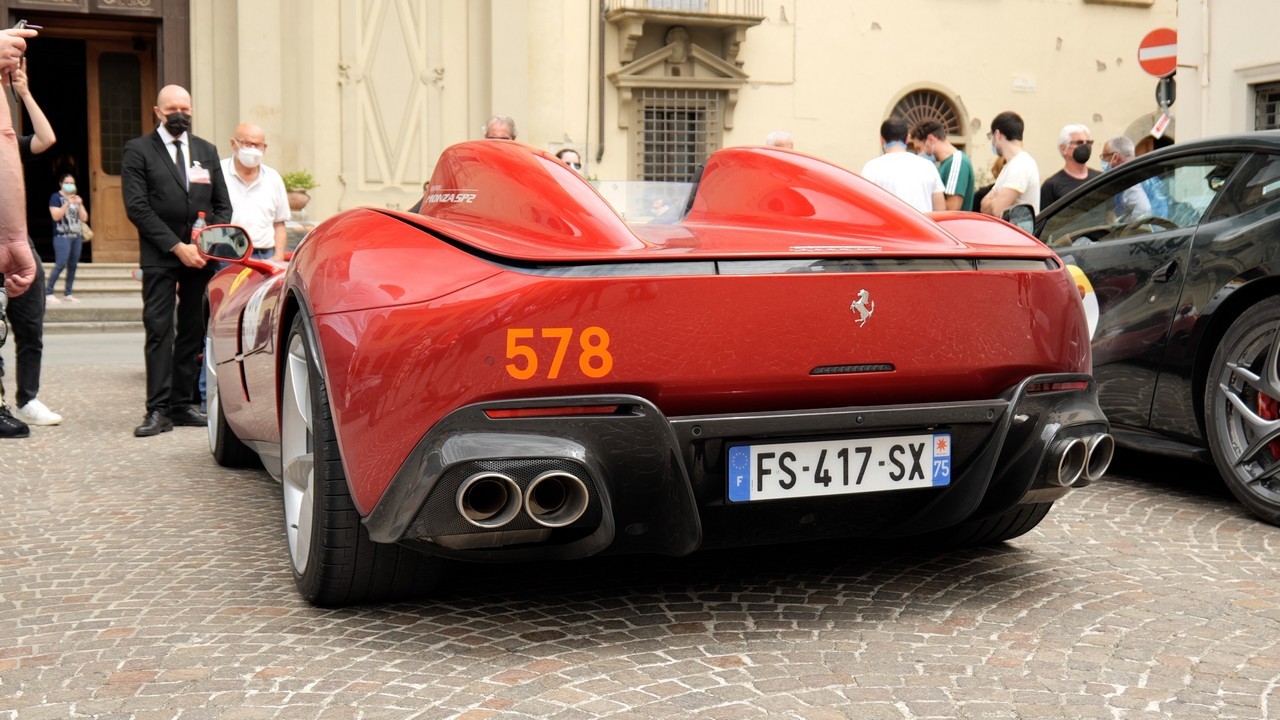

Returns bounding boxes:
[1138,28,1177,77]
[1152,112,1172,140]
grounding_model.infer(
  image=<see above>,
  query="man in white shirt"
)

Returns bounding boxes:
[220,122,289,261]
[860,117,944,214]
[981,111,1041,216]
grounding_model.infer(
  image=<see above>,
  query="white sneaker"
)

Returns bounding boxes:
[15,399,63,426]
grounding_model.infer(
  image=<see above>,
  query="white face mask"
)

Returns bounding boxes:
[236,147,264,168]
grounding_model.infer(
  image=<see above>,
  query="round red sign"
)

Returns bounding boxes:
[1138,28,1177,77]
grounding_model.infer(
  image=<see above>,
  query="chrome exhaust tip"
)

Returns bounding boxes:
[457,472,522,528]
[1050,437,1088,487]
[1084,433,1115,482]
[524,470,590,528]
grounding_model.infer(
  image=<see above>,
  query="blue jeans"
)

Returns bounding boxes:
[251,247,275,260]
[47,234,83,296]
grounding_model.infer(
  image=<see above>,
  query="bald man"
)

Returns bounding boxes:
[221,122,289,261]
[122,84,232,437]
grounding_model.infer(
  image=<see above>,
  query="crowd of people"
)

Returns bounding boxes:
[0,22,1167,441]
[0,25,294,439]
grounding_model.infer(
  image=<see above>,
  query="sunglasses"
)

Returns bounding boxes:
[567,162,582,169]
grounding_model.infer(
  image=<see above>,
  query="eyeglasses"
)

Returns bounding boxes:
[567,162,582,169]
[1069,140,1094,147]
[235,140,266,150]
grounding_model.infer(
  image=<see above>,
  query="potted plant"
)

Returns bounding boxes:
[282,170,318,212]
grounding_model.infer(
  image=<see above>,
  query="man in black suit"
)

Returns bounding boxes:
[122,84,231,437]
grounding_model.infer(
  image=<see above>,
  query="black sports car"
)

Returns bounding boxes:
[1028,130,1280,525]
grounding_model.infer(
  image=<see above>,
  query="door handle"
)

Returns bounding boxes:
[1153,260,1178,283]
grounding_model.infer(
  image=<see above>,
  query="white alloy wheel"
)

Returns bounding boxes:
[280,331,315,574]
[205,333,220,453]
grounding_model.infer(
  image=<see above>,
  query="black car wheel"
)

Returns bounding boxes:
[206,327,258,468]
[1206,297,1280,526]
[280,314,445,606]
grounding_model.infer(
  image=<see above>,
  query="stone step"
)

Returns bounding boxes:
[36,264,143,332]
[41,294,142,333]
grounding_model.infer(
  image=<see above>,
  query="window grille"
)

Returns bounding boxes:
[891,89,964,138]
[1256,82,1280,131]
[636,88,723,183]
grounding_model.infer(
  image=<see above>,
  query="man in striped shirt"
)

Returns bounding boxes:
[910,120,976,211]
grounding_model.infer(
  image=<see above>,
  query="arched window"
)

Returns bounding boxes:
[891,89,965,140]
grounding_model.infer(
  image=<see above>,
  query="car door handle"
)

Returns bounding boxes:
[1153,260,1178,283]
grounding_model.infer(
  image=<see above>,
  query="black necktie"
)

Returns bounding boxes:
[173,139,187,189]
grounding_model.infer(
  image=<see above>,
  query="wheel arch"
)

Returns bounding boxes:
[1192,275,1280,435]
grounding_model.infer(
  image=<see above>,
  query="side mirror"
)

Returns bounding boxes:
[196,224,253,262]
[1002,204,1035,234]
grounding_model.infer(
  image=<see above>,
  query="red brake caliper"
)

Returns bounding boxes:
[1258,393,1280,459]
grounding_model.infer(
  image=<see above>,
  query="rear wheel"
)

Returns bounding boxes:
[206,328,258,468]
[280,315,445,606]
[1205,297,1280,526]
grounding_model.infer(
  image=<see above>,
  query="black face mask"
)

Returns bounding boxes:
[163,111,191,136]
[1072,143,1092,164]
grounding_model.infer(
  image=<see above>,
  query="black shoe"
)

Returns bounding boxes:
[170,405,208,427]
[0,406,31,438]
[134,410,174,437]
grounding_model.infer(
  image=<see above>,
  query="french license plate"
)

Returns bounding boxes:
[727,433,951,503]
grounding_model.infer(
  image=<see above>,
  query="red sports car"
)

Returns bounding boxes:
[200,140,1111,607]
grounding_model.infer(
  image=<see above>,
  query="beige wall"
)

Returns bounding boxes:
[1177,0,1280,139]
[191,0,1177,220]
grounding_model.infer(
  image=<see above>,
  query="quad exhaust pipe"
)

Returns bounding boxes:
[457,472,523,528]
[455,469,591,530]
[1048,432,1115,487]
[524,470,590,528]
[1084,432,1115,482]
[1050,437,1088,487]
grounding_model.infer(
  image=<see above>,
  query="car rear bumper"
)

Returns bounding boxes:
[363,373,1108,561]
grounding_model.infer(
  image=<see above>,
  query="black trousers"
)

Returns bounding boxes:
[141,263,213,414]
[0,237,46,408]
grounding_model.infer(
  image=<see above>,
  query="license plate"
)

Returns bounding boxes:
[727,433,951,503]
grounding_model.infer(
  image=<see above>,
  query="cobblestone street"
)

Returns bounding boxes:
[3,338,1280,719]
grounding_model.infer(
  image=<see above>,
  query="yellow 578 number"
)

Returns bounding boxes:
[506,327,613,380]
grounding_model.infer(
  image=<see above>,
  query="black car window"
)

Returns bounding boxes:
[1209,152,1280,219]
[1040,153,1245,249]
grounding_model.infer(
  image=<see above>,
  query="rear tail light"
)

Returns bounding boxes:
[484,405,621,419]
[1026,380,1089,394]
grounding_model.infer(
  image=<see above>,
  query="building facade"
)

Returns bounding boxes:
[5,0,1178,261]
[1177,0,1280,138]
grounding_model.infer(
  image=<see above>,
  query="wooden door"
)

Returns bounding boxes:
[86,40,155,263]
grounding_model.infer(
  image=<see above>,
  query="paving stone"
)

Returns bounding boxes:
[4,359,1280,717]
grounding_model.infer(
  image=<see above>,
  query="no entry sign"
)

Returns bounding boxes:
[1138,28,1177,77]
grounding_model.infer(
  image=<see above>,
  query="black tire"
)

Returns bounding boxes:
[280,314,445,606]
[914,503,1055,548]
[1205,297,1280,526]
[206,329,259,468]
